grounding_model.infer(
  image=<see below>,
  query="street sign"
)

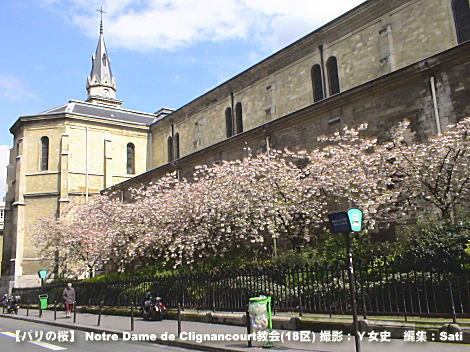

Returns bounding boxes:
[347,209,363,232]
[328,212,351,233]
[38,270,48,279]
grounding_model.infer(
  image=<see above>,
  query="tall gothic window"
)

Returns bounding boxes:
[452,0,470,44]
[235,102,243,134]
[40,136,49,171]
[126,143,135,174]
[311,64,324,102]
[326,56,340,95]
[174,133,180,159]
[225,107,233,138]
[167,136,174,162]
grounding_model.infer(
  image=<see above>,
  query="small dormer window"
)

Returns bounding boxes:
[102,53,107,66]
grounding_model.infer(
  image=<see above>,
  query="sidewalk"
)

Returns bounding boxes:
[1,308,469,352]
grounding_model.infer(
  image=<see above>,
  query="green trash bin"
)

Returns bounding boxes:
[248,295,273,348]
[39,294,48,310]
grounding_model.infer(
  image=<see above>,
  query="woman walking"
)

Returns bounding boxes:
[62,283,75,318]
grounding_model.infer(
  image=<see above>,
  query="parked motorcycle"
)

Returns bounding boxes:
[142,292,166,321]
[1,294,19,314]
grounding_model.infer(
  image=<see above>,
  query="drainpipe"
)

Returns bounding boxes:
[430,76,442,135]
[230,91,235,133]
[265,135,278,259]
[319,45,327,98]
[85,126,89,202]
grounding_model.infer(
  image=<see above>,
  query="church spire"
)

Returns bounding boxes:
[86,7,122,107]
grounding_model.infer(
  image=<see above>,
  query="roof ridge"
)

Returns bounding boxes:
[70,99,156,117]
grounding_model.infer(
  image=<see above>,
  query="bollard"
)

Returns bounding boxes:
[73,301,77,323]
[246,306,252,348]
[130,301,134,331]
[26,302,29,316]
[54,301,57,320]
[212,287,216,313]
[177,303,182,338]
[97,301,103,326]
[39,297,42,318]
[448,278,457,324]
[361,288,367,320]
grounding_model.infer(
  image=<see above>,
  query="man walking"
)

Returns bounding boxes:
[63,283,75,318]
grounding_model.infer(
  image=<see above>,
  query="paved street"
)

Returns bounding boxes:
[0,317,191,352]
[1,309,469,351]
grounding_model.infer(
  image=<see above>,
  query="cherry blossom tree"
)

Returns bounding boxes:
[33,117,470,273]
[386,117,470,221]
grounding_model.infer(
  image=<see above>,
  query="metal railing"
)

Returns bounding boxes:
[13,262,469,319]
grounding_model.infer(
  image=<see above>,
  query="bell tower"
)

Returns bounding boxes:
[86,7,122,107]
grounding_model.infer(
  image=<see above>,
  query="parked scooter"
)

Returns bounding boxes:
[142,292,166,321]
[1,294,19,314]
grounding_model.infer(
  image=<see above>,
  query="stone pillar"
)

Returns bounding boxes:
[13,137,26,285]
[59,133,70,216]
[146,131,152,171]
[104,136,113,188]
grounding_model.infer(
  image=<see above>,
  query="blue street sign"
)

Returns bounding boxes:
[347,209,363,232]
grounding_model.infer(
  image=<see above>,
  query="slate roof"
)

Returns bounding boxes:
[37,100,156,126]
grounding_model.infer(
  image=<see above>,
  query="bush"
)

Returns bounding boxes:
[400,217,470,272]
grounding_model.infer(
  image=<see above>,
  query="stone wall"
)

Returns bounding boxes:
[149,0,459,168]
[113,42,470,195]
[1,114,150,285]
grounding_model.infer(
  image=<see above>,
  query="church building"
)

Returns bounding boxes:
[1,0,470,290]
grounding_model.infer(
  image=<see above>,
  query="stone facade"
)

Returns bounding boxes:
[1,106,154,289]
[149,0,462,169]
[111,43,470,195]
[0,28,157,290]
[2,0,470,290]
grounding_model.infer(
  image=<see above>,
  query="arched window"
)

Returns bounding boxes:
[311,64,324,102]
[40,136,49,171]
[167,136,173,162]
[126,143,135,174]
[225,107,233,138]
[452,0,470,44]
[235,102,243,134]
[174,133,180,160]
[326,56,340,95]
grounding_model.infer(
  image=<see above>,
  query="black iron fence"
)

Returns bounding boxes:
[13,262,469,319]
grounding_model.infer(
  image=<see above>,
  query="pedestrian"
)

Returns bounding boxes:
[62,283,75,318]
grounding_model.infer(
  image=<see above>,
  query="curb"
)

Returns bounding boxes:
[0,313,245,352]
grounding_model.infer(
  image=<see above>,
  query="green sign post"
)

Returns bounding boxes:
[328,209,363,352]
[38,270,48,287]
[38,270,48,279]
[347,209,363,232]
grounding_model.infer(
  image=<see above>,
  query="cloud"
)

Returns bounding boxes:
[0,145,10,199]
[46,0,366,51]
[0,76,37,102]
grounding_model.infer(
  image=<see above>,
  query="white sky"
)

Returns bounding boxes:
[65,0,366,51]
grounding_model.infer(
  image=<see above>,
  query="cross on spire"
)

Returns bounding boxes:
[97,6,106,34]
